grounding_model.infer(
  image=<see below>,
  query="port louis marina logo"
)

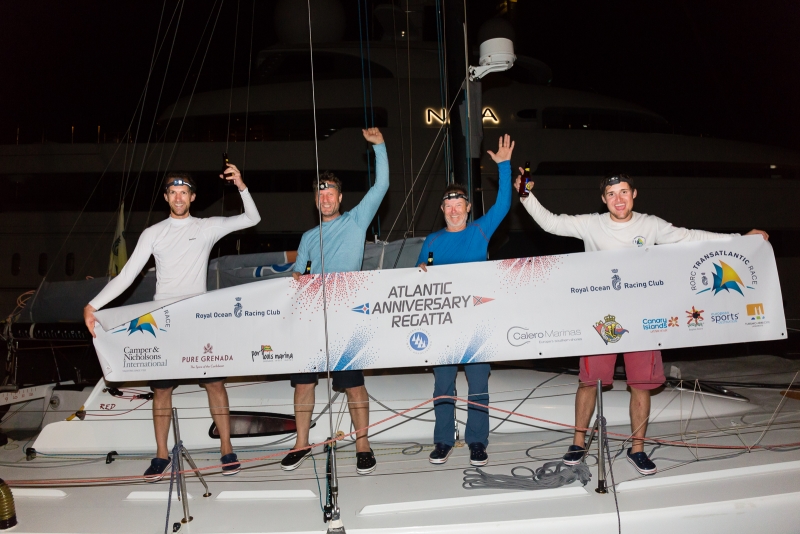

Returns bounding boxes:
[594,314,629,345]
[350,282,493,328]
[688,250,758,296]
[195,296,278,320]
[251,344,294,363]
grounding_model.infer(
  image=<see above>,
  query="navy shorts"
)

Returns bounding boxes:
[290,370,364,390]
[149,377,226,391]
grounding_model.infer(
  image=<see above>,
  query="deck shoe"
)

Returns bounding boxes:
[468,443,488,466]
[280,447,312,471]
[626,448,657,476]
[143,457,172,482]
[356,449,377,475]
[428,443,453,465]
[221,453,241,476]
[562,445,587,466]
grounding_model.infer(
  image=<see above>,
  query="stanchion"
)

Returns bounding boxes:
[594,379,608,494]
[325,440,345,534]
[171,407,212,525]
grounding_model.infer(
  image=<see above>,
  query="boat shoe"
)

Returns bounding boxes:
[356,449,377,475]
[562,445,587,466]
[280,447,312,471]
[429,443,453,465]
[221,453,241,476]
[469,443,488,466]
[626,448,657,476]
[143,457,172,482]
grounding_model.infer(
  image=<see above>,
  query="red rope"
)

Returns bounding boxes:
[7,395,800,486]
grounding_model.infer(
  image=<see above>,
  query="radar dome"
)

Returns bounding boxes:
[275,0,346,44]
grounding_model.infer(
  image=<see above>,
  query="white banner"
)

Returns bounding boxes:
[93,236,786,382]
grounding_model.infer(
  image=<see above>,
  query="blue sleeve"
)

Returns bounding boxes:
[474,160,512,239]
[416,235,433,266]
[350,143,389,229]
[294,233,310,274]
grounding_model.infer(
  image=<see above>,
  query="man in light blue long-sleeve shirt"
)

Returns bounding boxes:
[416,134,515,467]
[281,128,388,475]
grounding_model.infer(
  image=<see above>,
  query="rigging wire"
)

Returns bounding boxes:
[404,0,416,235]
[356,0,376,237]
[241,0,256,171]
[389,1,411,235]
[225,0,241,155]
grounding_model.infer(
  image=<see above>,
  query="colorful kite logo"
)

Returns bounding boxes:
[127,313,158,337]
[697,261,749,296]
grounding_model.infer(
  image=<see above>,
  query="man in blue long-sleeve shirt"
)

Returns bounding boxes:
[416,134,515,466]
[281,128,388,475]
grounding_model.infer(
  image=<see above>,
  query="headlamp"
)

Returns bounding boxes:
[165,179,194,191]
[317,181,339,191]
[441,191,469,202]
[600,174,633,191]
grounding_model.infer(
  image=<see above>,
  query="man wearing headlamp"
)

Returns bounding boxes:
[515,171,768,475]
[281,127,388,475]
[416,134,515,467]
[83,165,260,481]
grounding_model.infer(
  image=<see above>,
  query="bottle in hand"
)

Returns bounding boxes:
[304,261,312,275]
[518,161,533,198]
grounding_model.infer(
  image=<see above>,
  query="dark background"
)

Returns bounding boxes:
[1,0,799,148]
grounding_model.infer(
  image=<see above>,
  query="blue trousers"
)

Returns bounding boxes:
[432,363,490,447]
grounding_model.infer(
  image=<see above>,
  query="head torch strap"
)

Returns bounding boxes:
[165,179,194,191]
[441,192,469,202]
[317,181,339,191]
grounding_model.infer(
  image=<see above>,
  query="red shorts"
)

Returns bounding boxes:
[578,351,665,390]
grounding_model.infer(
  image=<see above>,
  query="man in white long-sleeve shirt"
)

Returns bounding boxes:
[515,172,768,475]
[84,166,261,481]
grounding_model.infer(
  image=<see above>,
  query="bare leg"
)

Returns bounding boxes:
[345,385,370,452]
[629,388,651,453]
[152,387,173,459]
[293,383,316,449]
[573,383,597,447]
[203,381,233,456]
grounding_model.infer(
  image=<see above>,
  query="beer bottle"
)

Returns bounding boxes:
[427,252,434,266]
[304,261,312,275]
[518,161,532,198]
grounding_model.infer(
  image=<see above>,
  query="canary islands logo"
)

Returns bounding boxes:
[594,314,628,345]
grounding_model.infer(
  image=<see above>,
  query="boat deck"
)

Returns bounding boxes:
[2,384,799,534]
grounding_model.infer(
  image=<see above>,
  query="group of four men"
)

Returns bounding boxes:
[84,127,767,480]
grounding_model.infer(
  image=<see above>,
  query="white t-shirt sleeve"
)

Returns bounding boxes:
[653,216,737,244]
[203,188,261,242]
[88,227,156,310]
[521,194,589,240]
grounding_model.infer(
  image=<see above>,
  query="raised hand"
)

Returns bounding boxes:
[362,127,384,145]
[486,133,514,163]
[84,304,97,338]
[220,163,246,191]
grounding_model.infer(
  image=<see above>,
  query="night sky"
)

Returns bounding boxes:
[1,1,799,149]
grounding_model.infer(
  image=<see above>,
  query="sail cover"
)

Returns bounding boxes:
[92,236,786,381]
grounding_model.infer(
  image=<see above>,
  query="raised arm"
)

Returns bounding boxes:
[205,164,262,241]
[84,228,156,336]
[351,128,389,229]
[474,134,514,237]
[516,169,588,239]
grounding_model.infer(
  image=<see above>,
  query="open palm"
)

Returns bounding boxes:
[487,134,514,163]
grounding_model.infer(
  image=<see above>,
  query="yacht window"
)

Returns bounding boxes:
[255,51,393,83]
[158,108,388,143]
[516,109,537,120]
[38,253,48,276]
[541,107,669,133]
[65,253,75,276]
[11,253,20,276]
[208,411,302,438]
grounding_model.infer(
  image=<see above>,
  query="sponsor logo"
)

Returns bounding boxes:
[689,251,758,295]
[409,331,430,352]
[472,296,494,306]
[668,317,679,327]
[183,343,234,366]
[710,311,739,324]
[611,269,621,291]
[112,313,168,338]
[251,344,294,362]
[642,317,669,332]
[633,236,645,247]
[203,343,213,354]
[507,326,582,347]
[745,303,770,327]
[352,303,370,314]
[594,314,629,345]
[122,346,166,369]
[686,306,704,329]
[196,297,276,320]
